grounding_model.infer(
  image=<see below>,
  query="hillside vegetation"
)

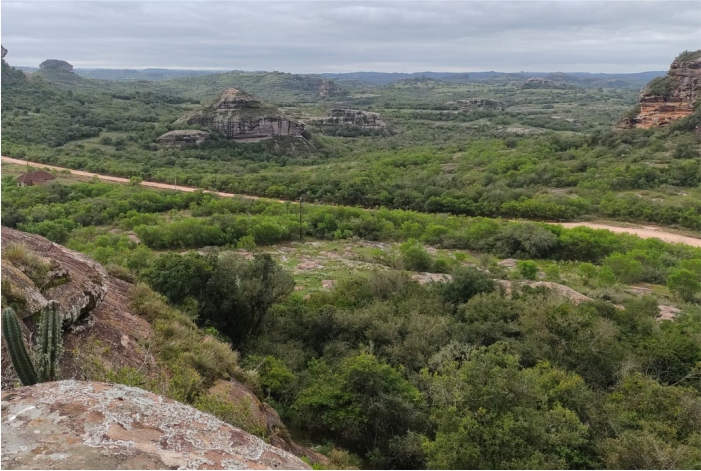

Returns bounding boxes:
[2,52,701,469]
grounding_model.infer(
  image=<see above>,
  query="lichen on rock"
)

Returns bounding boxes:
[1,381,310,470]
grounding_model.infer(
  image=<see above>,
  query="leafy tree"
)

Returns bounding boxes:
[439,266,495,309]
[517,260,538,280]
[141,252,212,304]
[399,238,432,271]
[293,353,426,467]
[667,268,700,302]
[202,253,294,346]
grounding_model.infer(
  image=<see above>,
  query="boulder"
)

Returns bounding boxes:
[208,380,329,467]
[1,381,310,470]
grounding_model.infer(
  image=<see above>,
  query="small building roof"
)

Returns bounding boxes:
[17,170,56,184]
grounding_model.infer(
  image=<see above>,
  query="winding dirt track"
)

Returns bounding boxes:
[3,156,700,248]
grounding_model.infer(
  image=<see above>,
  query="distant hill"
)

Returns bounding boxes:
[321,70,666,88]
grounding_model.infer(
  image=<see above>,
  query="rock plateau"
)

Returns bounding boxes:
[39,59,74,72]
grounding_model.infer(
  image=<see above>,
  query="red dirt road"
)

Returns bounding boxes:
[3,156,700,248]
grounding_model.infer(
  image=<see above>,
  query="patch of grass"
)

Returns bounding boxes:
[2,243,51,286]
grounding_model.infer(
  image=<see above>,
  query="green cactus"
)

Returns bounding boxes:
[2,307,38,386]
[37,302,63,382]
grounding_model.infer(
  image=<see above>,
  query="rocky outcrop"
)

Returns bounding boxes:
[454,98,505,111]
[176,88,306,141]
[314,109,386,129]
[619,50,701,129]
[208,380,329,467]
[1,228,155,390]
[1,45,7,59]
[522,77,571,89]
[39,59,73,72]
[1,381,310,470]
[157,129,210,146]
[317,80,338,97]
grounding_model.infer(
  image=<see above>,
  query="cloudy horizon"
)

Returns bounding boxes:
[2,0,700,74]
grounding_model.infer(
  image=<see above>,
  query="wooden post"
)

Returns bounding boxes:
[299,196,303,242]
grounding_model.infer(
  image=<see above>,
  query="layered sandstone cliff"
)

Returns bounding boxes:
[620,51,701,129]
[176,88,306,141]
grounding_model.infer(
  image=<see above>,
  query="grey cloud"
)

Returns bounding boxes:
[2,1,699,72]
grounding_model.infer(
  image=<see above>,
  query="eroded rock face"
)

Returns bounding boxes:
[1,228,154,390]
[314,109,386,129]
[177,88,306,141]
[1,381,310,470]
[208,381,329,467]
[39,59,73,72]
[620,51,701,129]
[1,45,7,59]
[317,80,337,97]
[157,129,211,146]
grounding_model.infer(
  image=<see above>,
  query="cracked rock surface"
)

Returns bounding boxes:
[1,381,310,470]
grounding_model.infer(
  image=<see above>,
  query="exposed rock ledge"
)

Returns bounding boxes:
[176,88,306,141]
[313,109,386,129]
[157,129,211,146]
[619,51,700,129]
[1,381,310,470]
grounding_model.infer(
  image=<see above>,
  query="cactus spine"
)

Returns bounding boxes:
[2,307,38,386]
[37,301,63,382]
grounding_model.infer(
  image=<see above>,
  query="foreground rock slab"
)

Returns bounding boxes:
[1,381,310,470]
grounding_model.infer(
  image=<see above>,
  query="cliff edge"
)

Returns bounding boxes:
[619,50,701,129]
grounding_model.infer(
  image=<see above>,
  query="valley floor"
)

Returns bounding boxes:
[4,157,700,248]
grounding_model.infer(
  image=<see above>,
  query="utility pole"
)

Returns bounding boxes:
[298,196,303,242]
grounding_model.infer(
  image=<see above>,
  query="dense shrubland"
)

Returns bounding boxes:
[3,57,701,469]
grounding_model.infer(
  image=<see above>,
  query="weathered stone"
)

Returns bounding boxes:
[317,80,337,97]
[208,380,328,467]
[1,264,49,318]
[157,129,210,146]
[454,98,506,111]
[620,51,700,129]
[1,45,7,59]
[1,381,310,470]
[177,88,306,141]
[39,59,73,72]
[313,109,386,129]
[1,228,154,390]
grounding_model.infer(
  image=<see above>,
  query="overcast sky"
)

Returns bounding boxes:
[2,0,700,73]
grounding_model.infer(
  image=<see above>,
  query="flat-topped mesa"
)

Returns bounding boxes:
[620,50,701,129]
[39,59,74,72]
[315,109,386,129]
[176,88,306,141]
